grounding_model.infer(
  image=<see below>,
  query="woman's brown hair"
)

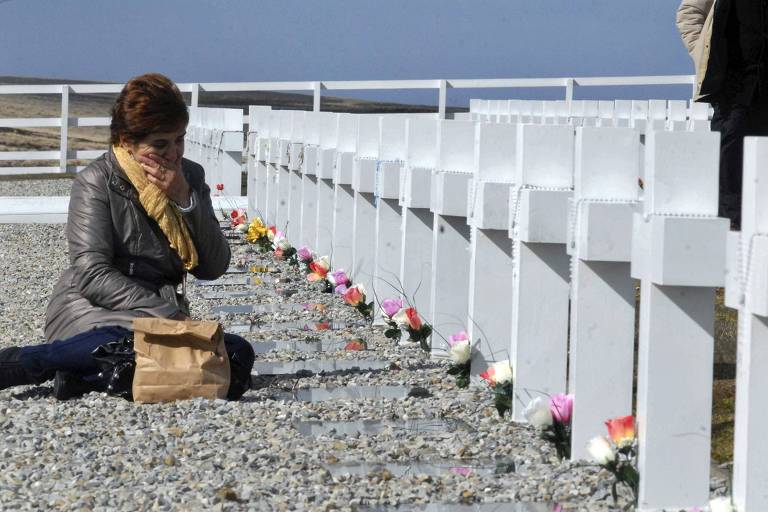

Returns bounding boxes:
[109,73,189,145]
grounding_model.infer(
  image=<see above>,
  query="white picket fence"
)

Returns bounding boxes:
[243,102,767,512]
[0,106,247,222]
[0,75,696,175]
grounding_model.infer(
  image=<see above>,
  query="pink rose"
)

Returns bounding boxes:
[549,393,573,425]
[380,298,403,319]
[297,246,313,262]
[330,269,349,287]
[448,331,469,346]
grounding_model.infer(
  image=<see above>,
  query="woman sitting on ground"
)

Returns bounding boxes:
[0,73,254,400]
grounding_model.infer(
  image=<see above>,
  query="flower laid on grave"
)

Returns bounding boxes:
[701,498,734,512]
[230,208,247,228]
[480,360,515,418]
[523,393,573,459]
[245,217,273,252]
[344,339,367,351]
[379,298,405,341]
[272,232,297,264]
[393,307,433,353]
[296,246,314,274]
[587,415,639,504]
[342,284,374,321]
[446,331,472,388]
[306,256,330,281]
[215,183,224,195]
[328,269,351,294]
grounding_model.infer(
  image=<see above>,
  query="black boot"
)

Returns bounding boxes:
[0,347,49,390]
[53,372,106,400]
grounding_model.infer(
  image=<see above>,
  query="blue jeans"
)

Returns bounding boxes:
[19,326,255,400]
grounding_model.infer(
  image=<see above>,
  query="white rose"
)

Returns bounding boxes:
[491,360,513,384]
[523,397,553,428]
[709,497,734,512]
[586,436,615,465]
[316,256,330,271]
[235,223,249,233]
[392,308,409,327]
[448,340,471,364]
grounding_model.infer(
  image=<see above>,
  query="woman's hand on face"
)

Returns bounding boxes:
[137,153,191,206]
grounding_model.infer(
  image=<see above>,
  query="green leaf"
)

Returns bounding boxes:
[455,374,470,388]
[384,328,402,340]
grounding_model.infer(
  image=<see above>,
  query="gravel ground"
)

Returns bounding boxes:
[0,178,73,197]
[0,182,726,511]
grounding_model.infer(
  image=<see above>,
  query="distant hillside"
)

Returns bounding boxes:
[0,76,465,170]
[0,76,467,114]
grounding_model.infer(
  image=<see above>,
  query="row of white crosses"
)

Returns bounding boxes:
[243,103,768,511]
[185,107,244,194]
[467,98,711,132]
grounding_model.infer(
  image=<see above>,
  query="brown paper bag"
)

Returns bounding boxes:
[132,318,231,403]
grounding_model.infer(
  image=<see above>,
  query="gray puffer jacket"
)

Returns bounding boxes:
[44,147,230,342]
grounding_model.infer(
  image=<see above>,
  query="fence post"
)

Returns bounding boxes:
[730,137,768,512]
[313,82,321,112]
[631,130,728,510]
[191,83,200,107]
[567,126,639,460]
[565,78,575,107]
[60,85,70,173]
[438,80,448,120]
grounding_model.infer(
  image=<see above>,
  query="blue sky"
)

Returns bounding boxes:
[0,0,695,106]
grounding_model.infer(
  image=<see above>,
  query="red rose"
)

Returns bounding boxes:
[405,308,422,330]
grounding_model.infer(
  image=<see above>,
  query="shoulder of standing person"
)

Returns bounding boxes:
[677,0,716,55]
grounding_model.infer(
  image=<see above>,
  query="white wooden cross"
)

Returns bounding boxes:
[728,137,768,512]
[315,112,340,255]
[567,126,640,460]
[508,123,574,422]
[631,129,728,511]
[351,114,382,294]
[373,116,409,299]
[429,119,475,346]
[286,110,306,240]
[330,113,360,272]
[467,121,516,379]
[399,117,440,323]
[299,112,321,248]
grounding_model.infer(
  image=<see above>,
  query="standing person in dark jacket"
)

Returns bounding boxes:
[0,73,254,399]
[677,0,768,228]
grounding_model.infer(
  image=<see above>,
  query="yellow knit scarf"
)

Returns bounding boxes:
[112,145,199,271]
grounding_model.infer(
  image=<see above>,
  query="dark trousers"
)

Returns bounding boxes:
[710,99,768,229]
[18,326,255,400]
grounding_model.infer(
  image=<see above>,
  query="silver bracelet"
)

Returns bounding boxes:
[173,192,196,213]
